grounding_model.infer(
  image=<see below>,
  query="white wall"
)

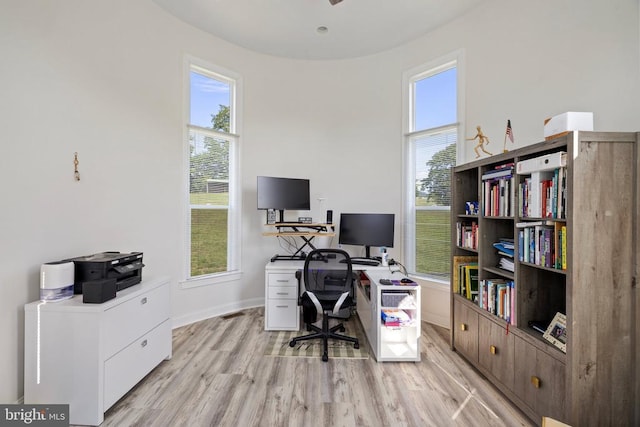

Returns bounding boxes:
[1,0,637,403]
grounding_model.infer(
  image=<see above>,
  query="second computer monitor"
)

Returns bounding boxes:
[338,213,394,259]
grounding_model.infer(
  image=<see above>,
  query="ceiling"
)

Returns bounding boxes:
[152,0,484,60]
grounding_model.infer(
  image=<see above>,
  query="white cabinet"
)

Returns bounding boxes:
[357,271,421,362]
[24,277,172,426]
[264,264,300,330]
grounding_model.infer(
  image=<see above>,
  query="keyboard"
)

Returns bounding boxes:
[350,259,380,266]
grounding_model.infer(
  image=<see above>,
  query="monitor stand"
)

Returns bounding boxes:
[349,246,381,265]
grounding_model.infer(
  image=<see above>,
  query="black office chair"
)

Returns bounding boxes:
[289,248,360,362]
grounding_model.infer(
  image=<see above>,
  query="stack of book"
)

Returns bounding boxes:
[453,260,479,302]
[493,238,515,272]
[517,220,566,270]
[456,220,478,250]
[482,163,515,217]
[517,152,567,219]
[478,278,515,324]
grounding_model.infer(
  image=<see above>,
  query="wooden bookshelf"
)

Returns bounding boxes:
[450,131,638,426]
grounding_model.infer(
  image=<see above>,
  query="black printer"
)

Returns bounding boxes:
[67,251,144,294]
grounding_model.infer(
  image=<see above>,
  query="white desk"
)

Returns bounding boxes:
[264,261,421,362]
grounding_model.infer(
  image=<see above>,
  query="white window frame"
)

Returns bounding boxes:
[402,50,464,283]
[181,56,243,288]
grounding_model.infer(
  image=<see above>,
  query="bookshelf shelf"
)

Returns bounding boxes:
[518,261,566,275]
[450,131,638,426]
[483,266,514,280]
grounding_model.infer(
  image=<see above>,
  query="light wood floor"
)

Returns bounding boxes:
[99,307,534,427]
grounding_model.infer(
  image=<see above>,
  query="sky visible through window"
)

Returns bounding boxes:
[413,67,457,180]
[414,67,456,132]
[190,70,230,128]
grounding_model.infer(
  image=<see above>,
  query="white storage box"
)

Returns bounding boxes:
[516,151,567,174]
[544,112,593,140]
[381,291,410,307]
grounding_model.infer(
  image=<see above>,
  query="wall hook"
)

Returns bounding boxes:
[74,152,80,181]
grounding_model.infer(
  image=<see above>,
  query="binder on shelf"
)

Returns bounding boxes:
[482,165,514,180]
[516,151,567,174]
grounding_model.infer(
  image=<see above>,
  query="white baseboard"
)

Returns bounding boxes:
[171,297,264,329]
[419,280,451,329]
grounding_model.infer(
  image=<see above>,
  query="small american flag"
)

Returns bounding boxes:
[506,120,514,143]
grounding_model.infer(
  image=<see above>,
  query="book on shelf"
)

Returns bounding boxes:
[561,224,567,269]
[492,239,514,257]
[478,279,515,324]
[518,167,567,219]
[451,256,478,300]
[493,238,514,272]
[456,221,478,250]
[516,220,566,270]
[481,163,514,180]
[464,264,479,301]
[483,175,515,217]
[498,257,514,272]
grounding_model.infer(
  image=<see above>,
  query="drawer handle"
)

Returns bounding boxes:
[490,345,497,355]
[276,305,288,308]
[460,323,468,331]
[531,376,541,388]
[276,279,289,283]
[276,292,288,295]
[141,339,148,348]
[140,297,148,305]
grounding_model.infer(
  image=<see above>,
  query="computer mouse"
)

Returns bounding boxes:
[400,278,413,283]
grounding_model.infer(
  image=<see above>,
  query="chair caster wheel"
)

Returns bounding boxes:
[322,353,328,362]
[289,341,296,347]
[354,343,359,349]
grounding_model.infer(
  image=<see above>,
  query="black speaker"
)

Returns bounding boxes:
[326,210,333,224]
[82,278,117,304]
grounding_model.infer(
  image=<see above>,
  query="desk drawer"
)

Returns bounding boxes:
[266,299,299,330]
[268,286,298,300]
[104,283,170,358]
[103,319,171,410]
[267,273,297,288]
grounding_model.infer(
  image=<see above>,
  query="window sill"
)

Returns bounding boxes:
[411,275,449,287]
[179,270,242,289]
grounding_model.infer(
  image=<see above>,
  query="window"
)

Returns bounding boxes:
[185,61,241,282]
[403,53,462,281]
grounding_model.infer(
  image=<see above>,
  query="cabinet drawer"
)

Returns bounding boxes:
[453,301,479,363]
[104,284,170,358]
[104,319,171,410]
[513,336,566,422]
[478,316,514,390]
[268,273,297,287]
[268,286,298,299]
[266,299,298,330]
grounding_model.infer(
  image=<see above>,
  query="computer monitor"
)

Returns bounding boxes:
[338,213,395,260]
[257,176,310,223]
